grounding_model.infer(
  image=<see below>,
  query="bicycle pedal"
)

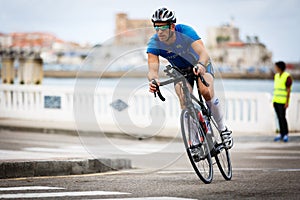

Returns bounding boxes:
[215,143,224,151]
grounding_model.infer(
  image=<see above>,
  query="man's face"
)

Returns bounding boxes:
[154,22,172,42]
[275,65,281,73]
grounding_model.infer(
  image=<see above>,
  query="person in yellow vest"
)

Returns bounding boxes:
[273,61,293,142]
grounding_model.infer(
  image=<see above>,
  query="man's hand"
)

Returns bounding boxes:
[149,79,159,93]
[285,102,289,109]
[193,63,206,76]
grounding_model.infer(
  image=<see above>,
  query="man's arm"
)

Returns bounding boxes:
[147,53,160,93]
[285,76,292,108]
[285,87,291,108]
[191,39,210,75]
[284,76,293,108]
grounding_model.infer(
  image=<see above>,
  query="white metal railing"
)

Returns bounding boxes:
[0,84,299,137]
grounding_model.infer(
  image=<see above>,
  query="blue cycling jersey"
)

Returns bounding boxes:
[146,24,201,69]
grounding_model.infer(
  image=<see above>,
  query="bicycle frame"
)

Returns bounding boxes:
[154,65,210,128]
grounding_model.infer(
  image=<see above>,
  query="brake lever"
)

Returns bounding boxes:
[152,79,166,101]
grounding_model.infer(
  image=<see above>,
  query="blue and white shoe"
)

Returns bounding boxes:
[274,134,282,142]
[283,135,288,142]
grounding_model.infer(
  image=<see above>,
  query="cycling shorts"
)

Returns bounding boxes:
[174,63,215,88]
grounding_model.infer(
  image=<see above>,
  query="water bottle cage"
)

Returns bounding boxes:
[198,111,208,133]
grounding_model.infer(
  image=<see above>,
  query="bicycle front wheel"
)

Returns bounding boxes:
[180,108,213,184]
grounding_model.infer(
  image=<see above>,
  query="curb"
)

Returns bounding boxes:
[0,158,131,179]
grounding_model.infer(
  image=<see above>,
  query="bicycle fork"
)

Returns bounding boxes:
[184,108,204,147]
[196,110,217,156]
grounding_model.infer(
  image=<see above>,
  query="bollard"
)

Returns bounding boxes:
[16,50,44,85]
[1,57,15,84]
[21,56,43,85]
[33,57,43,84]
[18,57,26,84]
[23,57,34,84]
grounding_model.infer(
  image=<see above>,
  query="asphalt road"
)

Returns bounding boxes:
[0,130,300,199]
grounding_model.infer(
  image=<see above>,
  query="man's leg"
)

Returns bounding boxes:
[174,81,193,109]
[274,103,283,141]
[199,73,225,130]
[278,104,288,136]
[199,73,233,148]
[274,103,288,142]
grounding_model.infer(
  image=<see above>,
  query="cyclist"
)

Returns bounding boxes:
[147,7,233,150]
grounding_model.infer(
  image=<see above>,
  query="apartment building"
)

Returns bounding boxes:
[206,23,272,70]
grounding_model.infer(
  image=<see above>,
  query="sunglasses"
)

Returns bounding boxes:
[154,25,170,31]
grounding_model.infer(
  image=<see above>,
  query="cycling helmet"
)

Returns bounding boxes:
[151,7,176,23]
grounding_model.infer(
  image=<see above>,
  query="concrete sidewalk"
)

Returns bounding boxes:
[0,128,132,179]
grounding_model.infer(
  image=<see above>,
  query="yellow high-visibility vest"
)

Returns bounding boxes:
[272,71,291,104]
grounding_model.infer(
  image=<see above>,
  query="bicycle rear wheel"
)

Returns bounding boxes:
[180,109,213,184]
[209,118,232,180]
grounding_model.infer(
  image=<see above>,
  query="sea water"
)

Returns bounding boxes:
[42,77,300,94]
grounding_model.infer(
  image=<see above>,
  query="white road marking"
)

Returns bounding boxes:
[88,197,196,200]
[111,144,183,155]
[0,186,195,200]
[276,168,300,172]
[234,168,300,172]
[155,168,300,173]
[23,146,84,153]
[157,170,194,174]
[255,156,300,159]
[0,186,64,191]
[0,191,130,199]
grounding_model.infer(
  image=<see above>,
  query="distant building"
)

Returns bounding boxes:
[0,32,91,66]
[206,22,241,49]
[0,32,12,48]
[88,13,155,70]
[9,32,57,49]
[114,13,154,46]
[206,23,272,71]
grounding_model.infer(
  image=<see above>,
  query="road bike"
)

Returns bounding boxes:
[152,65,232,184]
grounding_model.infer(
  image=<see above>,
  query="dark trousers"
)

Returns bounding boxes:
[274,102,288,136]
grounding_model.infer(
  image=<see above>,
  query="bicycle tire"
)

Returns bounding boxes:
[180,108,213,184]
[215,148,232,180]
[209,119,232,180]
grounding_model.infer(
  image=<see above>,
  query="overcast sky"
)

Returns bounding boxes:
[1,0,299,62]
